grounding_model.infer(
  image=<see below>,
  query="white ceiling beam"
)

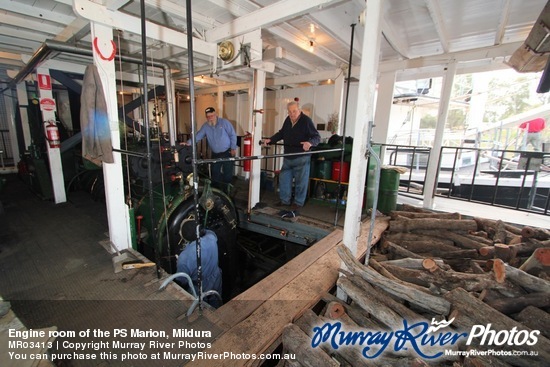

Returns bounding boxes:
[263,46,318,71]
[494,0,512,45]
[0,0,74,25]
[377,41,523,74]
[0,27,50,44]
[267,68,341,87]
[1,12,64,35]
[0,61,25,70]
[106,0,131,11]
[267,27,339,67]
[72,0,217,57]
[195,82,252,95]
[306,10,363,60]
[424,0,450,53]
[205,0,346,42]
[142,0,217,30]
[380,16,410,59]
[53,18,90,42]
[0,35,42,51]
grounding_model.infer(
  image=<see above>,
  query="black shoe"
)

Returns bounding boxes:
[281,210,299,222]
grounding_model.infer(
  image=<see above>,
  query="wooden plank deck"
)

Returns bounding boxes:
[192,216,390,367]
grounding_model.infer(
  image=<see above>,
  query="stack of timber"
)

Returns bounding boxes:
[278,205,550,367]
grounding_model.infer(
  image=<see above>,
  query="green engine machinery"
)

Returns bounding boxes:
[131,143,240,302]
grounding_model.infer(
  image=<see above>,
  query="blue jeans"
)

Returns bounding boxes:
[211,150,234,187]
[279,155,311,206]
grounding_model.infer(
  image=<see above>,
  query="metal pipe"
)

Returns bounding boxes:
[196,147,343,165]
[333,23,357,226]
[365,120,381,265]
[138,0,161,280]
[159,272,198,316]
[185,0,204,312]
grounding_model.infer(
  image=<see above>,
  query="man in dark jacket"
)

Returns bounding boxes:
[262,100,320,217]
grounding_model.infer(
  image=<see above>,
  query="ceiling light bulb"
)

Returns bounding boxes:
[310,23,315,34]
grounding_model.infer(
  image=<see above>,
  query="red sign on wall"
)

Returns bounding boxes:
[40,98,56,112]
[38,74,52,90]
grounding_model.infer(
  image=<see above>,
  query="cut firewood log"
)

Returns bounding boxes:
[414,229,486,250]
[337,244,451,315]
[474,217,522,236]
[493,243,516,263]
[508,235,523,245]
[483,291,550,315]
[379,258,448,270]
[493,258,550,293]
[479,241,544,262]
[516,306,550,339]
[419,249,484,260]
[470,260,487,274]
[295,309,372,367]
[367,260,435,294]
[395,239,460,256]
[521,226,550,241]
[381,239,424,259]
[379,260,511,293]
[493,220,508,244]
[444,288,550,367]
[343,271,422,322]
[384,232,455,247]
[469,230,490,239]
[519,248,550,275]
[282,323,338,367]
[337,276,403,330]
[400,203,430,213]
[321,293,381,330]
[390,211,461,219]
[464,233,494,245]
[389,218,478,233]
[508,241,548,257]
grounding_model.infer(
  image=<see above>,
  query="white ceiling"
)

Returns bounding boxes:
[0,0,548,92]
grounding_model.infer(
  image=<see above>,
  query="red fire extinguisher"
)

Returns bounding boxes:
[45,120,60,149]
[243,132,252,172]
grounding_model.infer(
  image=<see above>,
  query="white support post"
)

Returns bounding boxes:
[372,71,396,144]
[249,69,266,210]
[90,23,132,250]
[333,71,345,135]
[36,67,66,204]
[16,83,32,149]
[342,0,382,256]
[423,61,457,209]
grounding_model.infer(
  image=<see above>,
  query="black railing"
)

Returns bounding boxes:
[438,146,550,215]
[374,143,549,216]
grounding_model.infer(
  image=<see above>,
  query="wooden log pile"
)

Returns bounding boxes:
[277,205,550,367]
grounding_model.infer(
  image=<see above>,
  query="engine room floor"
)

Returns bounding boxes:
[0,174,222,367]
[0,173,351,366]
